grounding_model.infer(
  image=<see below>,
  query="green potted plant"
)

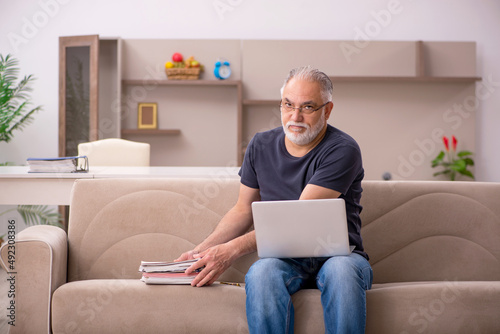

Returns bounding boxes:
[0,54,43,142]
[431,135,474,181]
[0,53,62,230]
[0,205,63,228]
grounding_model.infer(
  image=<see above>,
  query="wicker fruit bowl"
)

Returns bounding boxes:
[165,67,201,80]
[165,53,203,80]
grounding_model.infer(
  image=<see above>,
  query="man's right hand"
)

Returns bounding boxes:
[185,243,236,287]
[174,249,199,262]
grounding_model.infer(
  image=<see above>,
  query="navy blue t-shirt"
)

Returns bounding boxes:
[239,124,367,259]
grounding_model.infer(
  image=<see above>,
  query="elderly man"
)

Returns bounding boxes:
[177,66,372,333]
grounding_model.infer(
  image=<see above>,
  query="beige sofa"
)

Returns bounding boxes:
[2,178,500,333]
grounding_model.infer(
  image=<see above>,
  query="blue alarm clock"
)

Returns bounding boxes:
[214,60,231,80]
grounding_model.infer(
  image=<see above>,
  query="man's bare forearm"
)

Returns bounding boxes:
[225,230,257,258]
[194,205,254,253]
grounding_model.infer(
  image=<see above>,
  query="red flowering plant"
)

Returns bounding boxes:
[431,135,474,180]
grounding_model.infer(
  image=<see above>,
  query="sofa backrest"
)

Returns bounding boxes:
[68,178,500,285]
[67,177,257,282]
[360,180,500,284]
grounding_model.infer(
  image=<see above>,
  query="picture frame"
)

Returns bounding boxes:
[138,103,158,129]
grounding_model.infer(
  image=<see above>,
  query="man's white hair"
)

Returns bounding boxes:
[280,66,333,102]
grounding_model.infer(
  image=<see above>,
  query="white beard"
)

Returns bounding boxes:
[282,111,326,146]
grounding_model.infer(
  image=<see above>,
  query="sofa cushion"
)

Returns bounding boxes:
[51,280,500,334]
[366,281,500,333]
[290,281,500,334]
[51,279,249,334]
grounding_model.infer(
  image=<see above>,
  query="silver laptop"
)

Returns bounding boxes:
[252,198,352,258]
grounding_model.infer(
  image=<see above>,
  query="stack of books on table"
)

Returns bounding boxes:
[26,156,89,173]
[139,259,201,285]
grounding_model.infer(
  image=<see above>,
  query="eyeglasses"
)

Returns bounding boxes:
[280,101,330,115]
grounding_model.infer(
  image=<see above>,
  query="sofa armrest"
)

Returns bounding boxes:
[0,225,67,334]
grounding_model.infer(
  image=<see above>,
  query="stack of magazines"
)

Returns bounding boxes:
[26,156,89,173]
[139,259,201,285]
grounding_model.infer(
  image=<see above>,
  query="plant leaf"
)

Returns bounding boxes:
[0,53,43,143]
[457,151,473,157]
[450,159,466,172]
[458,169,474,179]
[433,170,451,177]
[431,151,445,167]
[16,205,63,228]
[463,158,474,166]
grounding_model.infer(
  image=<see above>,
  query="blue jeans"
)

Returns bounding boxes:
[245,253,373,334]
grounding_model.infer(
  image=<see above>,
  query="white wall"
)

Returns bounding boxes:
[1,0,499,181]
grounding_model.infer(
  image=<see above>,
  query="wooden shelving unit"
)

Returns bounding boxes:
[243,99,279,106]
[113,39,481,172]
[242,75,481,106]
[328,76,482,83]
[412,40,481,82]
[121,78,244,164]
[121,129,181,136]
[122,79,241,86]
[242,41,480,106]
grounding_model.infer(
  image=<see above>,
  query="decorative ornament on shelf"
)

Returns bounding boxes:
[165,52,203,80]
[431,135,474,181]
[137,103,157,129]
[214,59,231,80]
